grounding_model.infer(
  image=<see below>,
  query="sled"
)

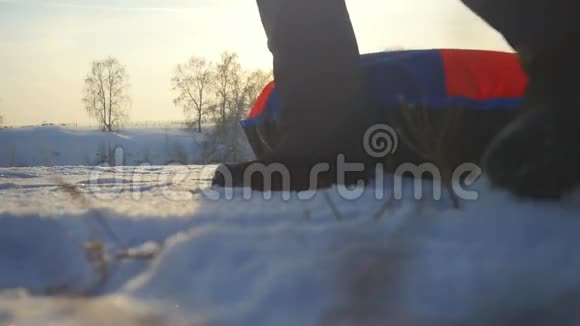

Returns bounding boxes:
[242,49,528,160]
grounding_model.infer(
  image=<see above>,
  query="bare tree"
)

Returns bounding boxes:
[212,52,242,124]
[82,57,130,132]
[176,51,272,162]
[244,69,272,109]
[230,69,272,121]
[172,57,213,133]
[223,67,273,161]
[0,98,4,127]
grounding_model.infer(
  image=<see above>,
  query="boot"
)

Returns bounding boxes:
[482,47,580,198]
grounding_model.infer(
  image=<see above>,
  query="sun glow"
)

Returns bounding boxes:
[0,0,510,126]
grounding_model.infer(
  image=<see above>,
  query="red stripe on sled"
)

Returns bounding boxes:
[249,81,276,119]
[440,49,527,100]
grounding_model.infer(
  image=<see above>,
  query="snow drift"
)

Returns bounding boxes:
[1,164,580,325]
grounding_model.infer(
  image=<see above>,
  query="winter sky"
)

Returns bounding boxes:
[0,0,512,126]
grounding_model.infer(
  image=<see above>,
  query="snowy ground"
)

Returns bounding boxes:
[0,126,209,167]
[2,127,580,325]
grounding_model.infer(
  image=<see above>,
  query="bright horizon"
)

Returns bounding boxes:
[0,0,512,127]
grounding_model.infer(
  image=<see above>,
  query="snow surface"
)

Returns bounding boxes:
[0,126,208,167]
[1,127,580,326]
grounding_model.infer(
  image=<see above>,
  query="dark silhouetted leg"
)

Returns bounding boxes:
[462,0,580,198]
[213,0,373,191]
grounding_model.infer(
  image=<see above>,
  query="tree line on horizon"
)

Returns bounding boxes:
[82,51,271,133]
[82,51,272,161]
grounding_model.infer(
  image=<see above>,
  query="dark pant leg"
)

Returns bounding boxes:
[461,0,577,52]
[462,0,580,197]
[256,0,369,163]
[212,0,370,190]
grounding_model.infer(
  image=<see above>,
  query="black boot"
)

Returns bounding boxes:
[483,109,580,198]
[212,157,372,192]
[482,47,580,198]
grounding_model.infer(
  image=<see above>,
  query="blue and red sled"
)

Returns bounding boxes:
[242,49,528,158]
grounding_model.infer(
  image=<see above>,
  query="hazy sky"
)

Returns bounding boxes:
[0,0,512,126]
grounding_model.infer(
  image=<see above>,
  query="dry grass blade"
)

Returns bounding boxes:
[397,104,465,209]
[83,241,109,294]
[323,191,345,221]
[373,193,396,220]
[56,179,126,248]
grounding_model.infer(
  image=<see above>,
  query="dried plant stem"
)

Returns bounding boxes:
[323,191,344,221]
